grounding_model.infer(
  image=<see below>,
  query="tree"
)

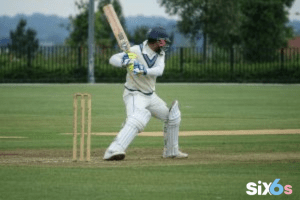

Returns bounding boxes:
[131,26,149,44]
[67,0,127,48]
[159,0,203,43]
[66,1,90,46]
[159,0,242,49]
[9,19,39,59]
[204,0,243,48]
[160,0,295,62]
[240,0,294,62]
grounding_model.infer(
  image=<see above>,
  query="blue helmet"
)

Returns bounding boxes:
[147,26,169,40]
[147,26,171,52]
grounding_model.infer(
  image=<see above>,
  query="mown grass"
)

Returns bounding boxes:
[0,84,300,135]
[0,162,299,200]
[0,84,299,200]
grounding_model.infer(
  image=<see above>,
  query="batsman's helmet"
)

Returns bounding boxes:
[147,26,171,52]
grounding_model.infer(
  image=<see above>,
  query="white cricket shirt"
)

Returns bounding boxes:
[109,40,165,94]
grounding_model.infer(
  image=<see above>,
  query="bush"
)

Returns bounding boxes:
[0,46,299,83]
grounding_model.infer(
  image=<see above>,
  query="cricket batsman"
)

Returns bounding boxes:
[103,26,188,160]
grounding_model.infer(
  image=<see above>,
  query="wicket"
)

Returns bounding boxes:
[73,93,92,162]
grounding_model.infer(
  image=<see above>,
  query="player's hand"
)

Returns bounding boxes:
[127,52,138,59]
[133,61,147,75]
[122,53,138,70]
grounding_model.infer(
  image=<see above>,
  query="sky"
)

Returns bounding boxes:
[0,0,178,19]
[0,0,299,21]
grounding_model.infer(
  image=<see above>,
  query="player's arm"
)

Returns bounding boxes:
[109,52,137,67]
[145,58,165,76]
[109,52,137,69]
[133,56,165,76]
[109,52,126,67]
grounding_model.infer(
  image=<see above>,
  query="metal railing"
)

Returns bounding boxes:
[0,45,299,83]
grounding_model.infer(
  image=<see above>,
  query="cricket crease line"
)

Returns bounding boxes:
[63,129,300,137]
[0,136,28,139]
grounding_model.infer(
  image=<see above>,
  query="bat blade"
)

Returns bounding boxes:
[103,4,130,52]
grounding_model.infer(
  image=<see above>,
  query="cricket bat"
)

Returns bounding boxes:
[103,4,130,52]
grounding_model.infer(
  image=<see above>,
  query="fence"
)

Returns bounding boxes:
[0,45,299,83]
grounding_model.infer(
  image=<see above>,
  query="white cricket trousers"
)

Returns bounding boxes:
[123,89,169,125]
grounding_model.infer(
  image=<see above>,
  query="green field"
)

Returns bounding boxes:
[0,84,299,200]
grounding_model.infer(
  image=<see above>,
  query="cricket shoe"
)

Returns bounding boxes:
[163,150,188,159]
[103,150,125,161]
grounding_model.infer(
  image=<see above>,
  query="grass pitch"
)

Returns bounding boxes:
[0,83,299,200]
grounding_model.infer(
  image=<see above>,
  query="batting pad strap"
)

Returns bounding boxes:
[126,109,151,132]
[168,100,181,126]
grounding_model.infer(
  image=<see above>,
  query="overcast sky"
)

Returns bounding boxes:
[0,0,299,21]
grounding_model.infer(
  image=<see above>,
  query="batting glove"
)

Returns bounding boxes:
[122,52,138,70]
[133,61,147,75]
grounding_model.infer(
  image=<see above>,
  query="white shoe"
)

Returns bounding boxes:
[163,151,188,158]
[103,150,126,161]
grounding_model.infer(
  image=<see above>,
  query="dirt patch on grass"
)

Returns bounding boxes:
[1,129,299,168]
[0,148,299,168]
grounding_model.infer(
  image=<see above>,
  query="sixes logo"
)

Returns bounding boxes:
[246,179,292,195]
